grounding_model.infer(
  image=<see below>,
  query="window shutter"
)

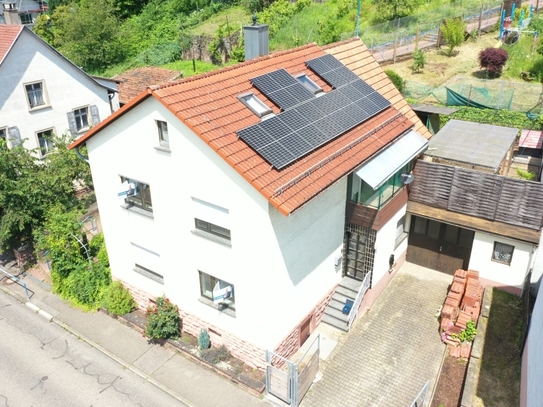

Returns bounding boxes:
[7,127,21,147]
[90,105,100,125]
[66,111,77,135]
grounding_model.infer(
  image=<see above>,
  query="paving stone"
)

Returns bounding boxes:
[300,263,450,407]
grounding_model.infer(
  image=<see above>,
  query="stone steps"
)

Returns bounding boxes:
[321,276,362,332]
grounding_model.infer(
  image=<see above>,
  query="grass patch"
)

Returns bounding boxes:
[501,35,543,82]
[188,6,251,36]
[475,288,522,407]
[161,59,222,77]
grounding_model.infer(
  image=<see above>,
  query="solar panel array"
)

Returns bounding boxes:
[238,55,391,169]
[251,69,315,110]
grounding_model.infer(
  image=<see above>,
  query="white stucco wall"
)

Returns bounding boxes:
[469,231,534,289]
[373,204,408,284]
[524,282,543,407]
[86,97,345,350]
[0,28,111,152]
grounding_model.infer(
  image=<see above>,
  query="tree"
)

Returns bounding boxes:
[479,48,509,77]
[0,134,91,252]
[440,17,466,57]
[372,0,421,21]
[385,69,405,93]
[411,48,426,73]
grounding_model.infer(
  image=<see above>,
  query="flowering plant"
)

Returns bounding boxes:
[144,296,180,340]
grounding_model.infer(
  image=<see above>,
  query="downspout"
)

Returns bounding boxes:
[75,145,89,163]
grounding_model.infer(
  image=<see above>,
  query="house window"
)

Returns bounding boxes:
[394,215,408,249]
[157,120,169,147]
[0,127,6,145]
[132,243,163,284]
[74,107,89,131]
[199,271,235,312]
[37,129,55,157]
[238,93,272,117]
[195,219,231,240]
[119,176,153,212]
[19,12,32,24]
[25,81,46,109]
[296,73,322,94]
[492,242,515,265]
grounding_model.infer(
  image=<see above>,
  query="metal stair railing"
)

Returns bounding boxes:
[348,271,372,328]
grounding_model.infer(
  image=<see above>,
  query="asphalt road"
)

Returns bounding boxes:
[0,291,186,407]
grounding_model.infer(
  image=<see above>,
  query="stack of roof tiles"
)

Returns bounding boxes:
[440,269,484,355]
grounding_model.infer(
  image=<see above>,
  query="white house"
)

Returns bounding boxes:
[69,36,431,368]
[0,24,115,157]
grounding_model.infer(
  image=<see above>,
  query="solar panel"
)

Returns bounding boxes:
[238,55,392,169]
[251,69,315,110]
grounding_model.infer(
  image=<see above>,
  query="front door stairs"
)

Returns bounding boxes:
[321,276,362,332]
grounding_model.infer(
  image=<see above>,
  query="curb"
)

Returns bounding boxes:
[1,284,195,407]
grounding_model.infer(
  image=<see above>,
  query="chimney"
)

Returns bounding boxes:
[243,17,269,61]
[2,2,22,25]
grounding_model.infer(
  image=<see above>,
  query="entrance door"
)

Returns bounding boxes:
[407,216,475,274]
[344,228,376,281]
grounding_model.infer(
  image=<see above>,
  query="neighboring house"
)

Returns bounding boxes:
[0,1,47,26]
[69,32,431,368]
[406,120,543,293]
[0,24,115,157]
[113,67,182,107]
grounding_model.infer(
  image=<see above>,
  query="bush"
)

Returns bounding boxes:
[198,328,211,350]
[200,345,230,364]
[145,296,180,340]
[411,48,426,73]
[440,17,466,57]
[102,281,137,315]
[479,47,509,77]
[385,69,405,93]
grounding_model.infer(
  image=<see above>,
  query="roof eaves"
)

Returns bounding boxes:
[68,88,153,149]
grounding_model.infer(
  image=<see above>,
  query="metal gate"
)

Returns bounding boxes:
[266,334,320,406]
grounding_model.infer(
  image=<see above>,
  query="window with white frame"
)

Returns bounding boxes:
[74,107,89,131]
[25,81,47,109]
[295,73,322,94]
[192,198,231,243]
[132,243,163,284]
[492,242,515,265]
[156,120,169,147]
[37,129,55,157]
[394,215,408,249]
[199,270,235,312]
[119,176,153,212]
[238,93,272,117]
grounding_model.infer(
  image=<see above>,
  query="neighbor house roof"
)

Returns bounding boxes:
[519,129,543,149]
[0,24,23,65]
[71,39,427,215]
[409,160,543,237]
[114,67,182,105]
[424,119,518,171]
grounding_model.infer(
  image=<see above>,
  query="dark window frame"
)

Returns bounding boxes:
[120,176,153,212]
[198,270,235,312]
[195,219,231,240]
[492,241,515,265]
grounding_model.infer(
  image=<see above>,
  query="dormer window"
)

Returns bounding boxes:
[238,93,272,118]
[295,73,322,94]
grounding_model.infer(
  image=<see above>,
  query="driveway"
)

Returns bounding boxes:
[301,263,452,407]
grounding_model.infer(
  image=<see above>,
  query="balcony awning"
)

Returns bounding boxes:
[355,129,428,190]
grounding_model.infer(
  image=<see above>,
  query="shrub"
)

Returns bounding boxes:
[145,296,180,340]
[102,281,136,315]
[200,345,230,364]
[516,168,536,180]
[198,328,211,350]
[453,320,477,342]
[411,48,426,73]
[479,47,509,77]
[385,69,405,93]
[440,17,466,57]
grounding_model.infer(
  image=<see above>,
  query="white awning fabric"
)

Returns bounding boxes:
[355,130,428,190]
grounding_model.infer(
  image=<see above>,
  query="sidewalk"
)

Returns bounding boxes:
[0,264,271,407]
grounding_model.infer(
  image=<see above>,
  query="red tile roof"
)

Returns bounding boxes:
[0,24,23,65]
[72,39,425,215]
[113,67,182,105]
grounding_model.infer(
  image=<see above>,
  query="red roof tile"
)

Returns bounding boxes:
[0,24,23,65]
[72,40,423,215]
[113,67,182,105]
